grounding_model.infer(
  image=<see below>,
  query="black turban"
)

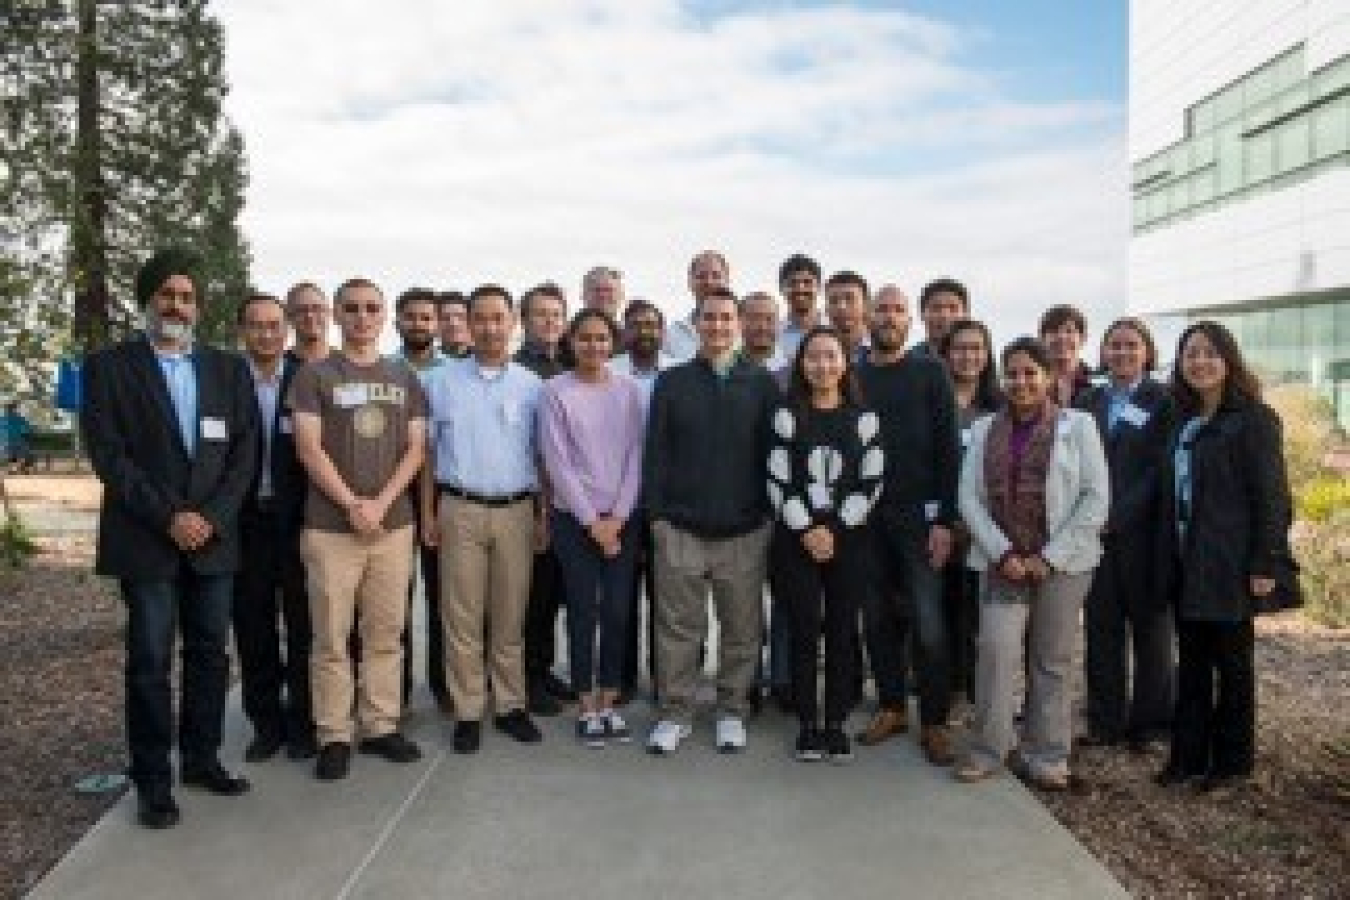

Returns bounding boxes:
[135,247,200,307]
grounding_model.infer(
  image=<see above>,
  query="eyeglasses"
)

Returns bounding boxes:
[341,302,383,315]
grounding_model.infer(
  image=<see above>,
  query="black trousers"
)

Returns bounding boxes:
[622,513,660,695]
[524,544,565,690]
[1168,617,1255,777]
[774,527,866,727]
[945,565,980,700]
[1084,545,1175,739]
[232,505,312,742]
[409,540,448,703]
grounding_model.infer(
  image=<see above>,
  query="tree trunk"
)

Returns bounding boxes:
[70,0,109,354]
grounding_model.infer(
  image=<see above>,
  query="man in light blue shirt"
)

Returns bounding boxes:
[420,284,546,755]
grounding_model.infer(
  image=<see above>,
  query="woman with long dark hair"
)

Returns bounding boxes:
[1154,320,1298,792]
[767,326,884,763]
[539,309,645,746]
[954,337,1109,790]
[939,318,1000,705]
[1077,317,1177,751]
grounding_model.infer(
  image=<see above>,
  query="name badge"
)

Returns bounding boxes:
[924,501,940,522]
[961,428,972,449]
[501,400,521,425]
[335,384,369,408]
[278,415,293,435]
[1118,403,1150,429]
[201,417,227,441]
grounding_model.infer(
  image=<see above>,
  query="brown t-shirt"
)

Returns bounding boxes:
[288,353,428,533]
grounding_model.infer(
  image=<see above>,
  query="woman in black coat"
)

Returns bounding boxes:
[1154,320,1297,793]
[1076,318,1176,751]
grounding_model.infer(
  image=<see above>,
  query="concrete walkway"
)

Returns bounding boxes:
[31,691,1126,900]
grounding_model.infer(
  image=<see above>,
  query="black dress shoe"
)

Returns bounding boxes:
[453,720,482,755]
[527,687,563,717]
[771,685,796,716]
[315,742,351,781]
[1154,764,1201,787]
[494,709,543,744]
[181,762,251,796]
[287,732,318,761]
[359,732,422,764]
[245,731,284,763]
[137,789,181,830]
[544,673,578,704]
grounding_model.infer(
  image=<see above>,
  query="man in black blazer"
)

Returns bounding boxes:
[233,293,315,763]
[82,248,259,829]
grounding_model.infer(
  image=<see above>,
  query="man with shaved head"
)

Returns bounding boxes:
[855,283,961,768]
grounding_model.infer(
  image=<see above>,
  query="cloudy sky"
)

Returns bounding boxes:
[218,0,1127,345]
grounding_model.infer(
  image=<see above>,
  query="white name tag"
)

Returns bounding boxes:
[335,384,368,408]
[961,428,972,449]
[1118,403,1150,429]
[501,400,521,425]
[278,415,293,435]
[924,501,940,522]
[201,417,227,441]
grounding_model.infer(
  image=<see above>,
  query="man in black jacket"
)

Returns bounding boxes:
[233,293,314,763]
[643,288,779,755]
[82,248,259,829]
[856,284,961,766]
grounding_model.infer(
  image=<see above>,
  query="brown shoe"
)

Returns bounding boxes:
[920,725,956,766]
[855,707,908,746]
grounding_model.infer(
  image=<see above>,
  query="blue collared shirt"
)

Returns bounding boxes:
[424,357,542,495]
[1174,416,1208,540]
[1106,378,1143,434]
[248,358,281,497]
[155,346,198,456]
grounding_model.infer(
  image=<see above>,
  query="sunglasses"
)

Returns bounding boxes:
[341,302,383,315]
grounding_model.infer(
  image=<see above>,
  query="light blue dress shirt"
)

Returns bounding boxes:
[249,359,280,497]
[423,357,542,495]
[156,348,198,457]
[1174,415,1208,540]
[1106,378,1142,434]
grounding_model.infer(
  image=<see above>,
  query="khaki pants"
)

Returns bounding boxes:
[439,495,534,720]
[652,521,769,722]
[302,526,413,745]
[969,570,1093,778]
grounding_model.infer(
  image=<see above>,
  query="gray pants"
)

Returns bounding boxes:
[969,570,1093,778]
[652,521,769,723]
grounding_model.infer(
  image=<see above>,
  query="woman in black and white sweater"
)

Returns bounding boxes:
[767,326,884,764]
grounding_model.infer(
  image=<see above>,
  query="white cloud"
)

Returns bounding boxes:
[219,0,1126,347]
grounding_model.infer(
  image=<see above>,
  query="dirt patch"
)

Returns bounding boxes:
[1037,613,1350,899]
[0,535,124,900]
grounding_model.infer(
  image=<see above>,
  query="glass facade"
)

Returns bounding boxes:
[1132,44,1350,233]
[1156,292,1350,433]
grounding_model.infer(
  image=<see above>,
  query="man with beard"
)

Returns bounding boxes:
[910,278,970,359]
[395,288,452,714]
[233,293,315,764]
[855,284,961,767]
[612,299,675,703]
[82,248,258,828]
[825,270,872,362]
[515,282,576,715]
[438,291,473,359]
[663,250,731,361]
[778,254,823,360]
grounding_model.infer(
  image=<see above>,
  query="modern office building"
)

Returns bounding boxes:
[1130,0,1350,430]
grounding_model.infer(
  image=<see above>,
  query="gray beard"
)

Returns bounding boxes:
[146,309,195,345]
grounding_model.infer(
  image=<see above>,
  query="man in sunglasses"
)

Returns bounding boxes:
[289,278,429,782]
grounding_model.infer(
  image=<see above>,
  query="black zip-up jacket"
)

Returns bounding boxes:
[643,356,779,538]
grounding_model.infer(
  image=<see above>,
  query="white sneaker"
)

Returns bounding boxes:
[715,716,747,754]
[646,719,690,755]
[603,709,632,743]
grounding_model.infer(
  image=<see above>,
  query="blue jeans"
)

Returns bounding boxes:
[122,567,233,790]
[551,511,637,694]
[865,519,951,727]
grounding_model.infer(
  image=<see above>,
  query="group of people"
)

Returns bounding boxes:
[82,246,1299,831]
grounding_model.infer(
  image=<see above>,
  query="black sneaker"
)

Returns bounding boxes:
[577,714,607,748]
[494,709,543,744]
[528,687,564,717]
[795,725,824,763]
[136,787,181,830]
[453,720,482,755]
[359,732,422,764]
[544,672,578,704]
[181,762,251,795]
[245,730,284,763]
[823,727,853,764]
[286,731,318,761]
[315,742,351,781]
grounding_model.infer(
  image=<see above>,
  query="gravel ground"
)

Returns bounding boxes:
[1,475,1346,899]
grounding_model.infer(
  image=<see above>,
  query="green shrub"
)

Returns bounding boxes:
[1,512,37,569]
[1292,512,1350,629]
